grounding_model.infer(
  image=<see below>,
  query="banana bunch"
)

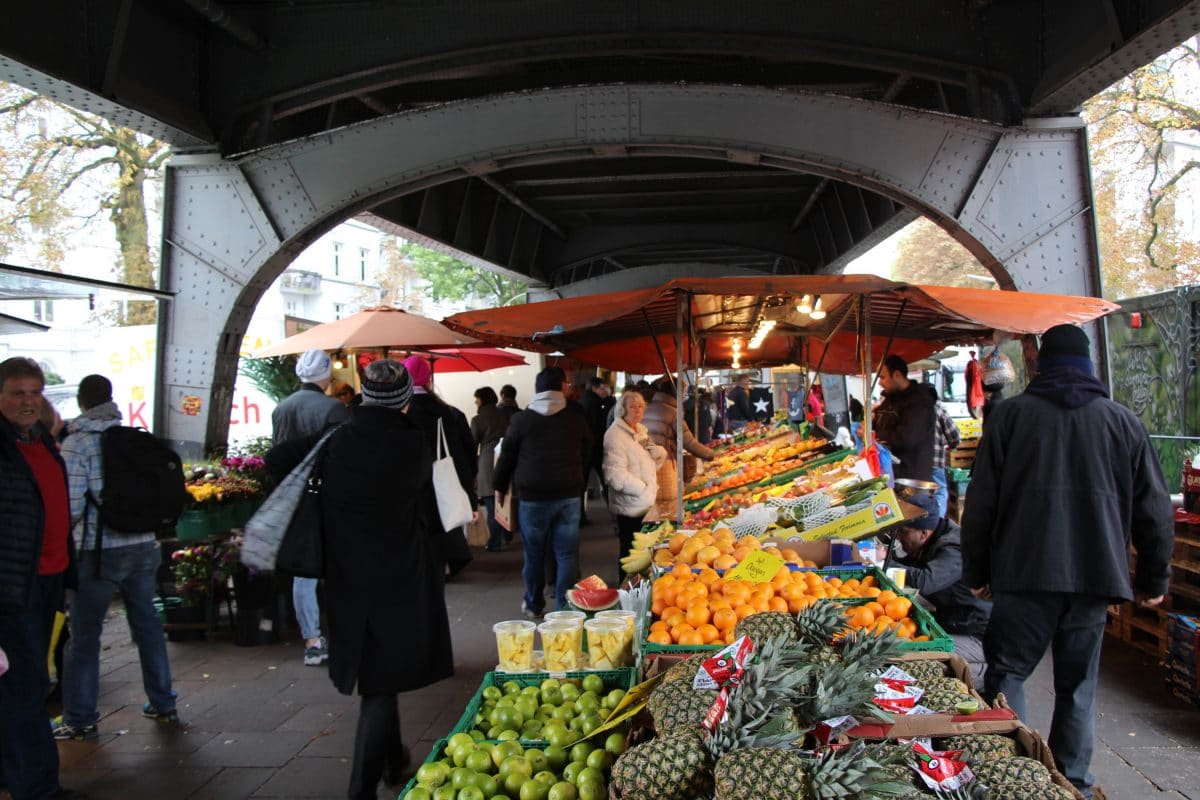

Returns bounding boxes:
[620,524,672,574]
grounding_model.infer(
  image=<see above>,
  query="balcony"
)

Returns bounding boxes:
[280,270,321,294]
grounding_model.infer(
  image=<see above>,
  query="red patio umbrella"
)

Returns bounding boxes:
[420,347,527,373]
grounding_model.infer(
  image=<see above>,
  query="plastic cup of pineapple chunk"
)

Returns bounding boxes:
[538,621,582,671]
[585,618,628,669]
[493,620,536,672]
[544,610,586,626]
[594,610,636,660]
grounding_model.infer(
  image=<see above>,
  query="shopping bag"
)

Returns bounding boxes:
[495,488,515,531]
[275,468,325,578]
[434,417,475,532]
[466,510,490,547]
[242,428,337,573]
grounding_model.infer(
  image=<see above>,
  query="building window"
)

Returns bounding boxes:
[33,300,53,322]
[285,300,297,314]
[359,247,369,281]
[332,241,342,276]
[334,303,345,319]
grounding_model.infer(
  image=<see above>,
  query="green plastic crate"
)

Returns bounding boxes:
[449,668,637,746]
[399,737,450,798]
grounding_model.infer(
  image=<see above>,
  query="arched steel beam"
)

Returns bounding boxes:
[159,84,1100,453]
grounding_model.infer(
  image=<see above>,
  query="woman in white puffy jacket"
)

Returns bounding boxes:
[603,391,667,581]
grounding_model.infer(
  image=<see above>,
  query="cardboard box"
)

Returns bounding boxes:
[788,487,908,542]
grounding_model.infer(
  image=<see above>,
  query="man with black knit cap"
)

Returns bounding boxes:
[493,367,592,617]
[962,324,1174,799]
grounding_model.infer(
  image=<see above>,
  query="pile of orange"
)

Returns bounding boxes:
[645,563,929,647]
[651,529,821,571]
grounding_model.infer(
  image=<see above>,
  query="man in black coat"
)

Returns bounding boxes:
[887,493,991,684]
[0,357,84,799]
[493,367,592,617]
[962,325,1174,799]
[873,354,935,482]
[579,377,612,518]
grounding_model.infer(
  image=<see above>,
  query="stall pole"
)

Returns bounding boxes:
[872,298,909,378]
[862,296,873,445]
[641,308,674,378]
[675,292,686,523]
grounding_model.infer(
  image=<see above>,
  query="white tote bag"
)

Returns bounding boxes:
[434,417,475,532]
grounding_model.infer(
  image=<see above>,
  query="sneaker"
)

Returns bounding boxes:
[141,702,179,723]
[304,636,329,666]
[521,602,542,620]
[51,718,98,741]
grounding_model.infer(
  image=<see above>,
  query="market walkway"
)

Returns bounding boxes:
[9,509,1200,800]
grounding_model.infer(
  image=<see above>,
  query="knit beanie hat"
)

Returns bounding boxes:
[535,366,565,393]
[402,355,432,388]
[295,348,332,383]
[1038,324,1093,375]
[360,359,413,409]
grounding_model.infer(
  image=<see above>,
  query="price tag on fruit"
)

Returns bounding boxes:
[724,549,785,584]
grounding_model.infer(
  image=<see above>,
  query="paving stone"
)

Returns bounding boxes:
[87,728,218,755]
[277,703,351,732]
[250,756,354,797]
[184,731,319,768]
[188,767,277,799]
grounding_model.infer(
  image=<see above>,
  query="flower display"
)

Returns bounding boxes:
[171,543,240,605]
[185,482,224,508]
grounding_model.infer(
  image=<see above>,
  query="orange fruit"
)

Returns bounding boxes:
[885,597,912,620]
[779,548,801,563]
[861,575,876,587]
[865,601,885,618]
[668,533,689,555]
[862,586,882,598]
[724,629,737,644]
[712,607,738,631]
[713,553,738,571]
[734,603,756,620]
[678,630,705,646]
[661,607,686,627]
[697,568,721,586]
[848,607,875,628]
[653,549,674,567]
[768,596,789,613]
[697,623,721,644]
[651,598,665,616]
[649,620,671,634]
[696,546,722,566]
[648,630,673,645]
[671,622,696,642]
[877,590,898,604]
[787,595,814,614]
[685,603,712,628]
[671,563,694,579]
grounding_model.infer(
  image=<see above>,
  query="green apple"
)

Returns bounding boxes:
[518,780,550,800]
[574,767,603,789]
[602,689,626,710]
[543,744,568,770]
[502,681,521,695]
[457,787,485,800]
[452,744,477,768]
[404,788,433,800]
[482,686,503,702]
[580,674,604,694]
[585,749,611,771]
[569,742,594,764]
[416,761,449,788]
[433,786,457,800]
[471,774,499,797]
[604,732,627,756]
[465,749,495,775]
[548,782,578,800]
[524,749,548,773]
[451,767,475,791]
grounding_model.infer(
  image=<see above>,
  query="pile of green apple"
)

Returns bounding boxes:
[470,674,628,745]
[402,729,627,800]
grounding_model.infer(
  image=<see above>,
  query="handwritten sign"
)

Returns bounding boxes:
[724,549,785,584]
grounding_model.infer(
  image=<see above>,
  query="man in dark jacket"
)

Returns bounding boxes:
[0,357,84,800]
[493,367,592,617]
[472,387,509,551]
[962,324,1174,798]
[873,354,935,482]
[725,373,755,431]
[888,493,991,683]
[272,348,350,668]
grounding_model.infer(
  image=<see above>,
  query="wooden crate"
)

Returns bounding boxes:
[949,438,978,468]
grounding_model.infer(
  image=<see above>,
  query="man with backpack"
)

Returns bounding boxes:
[53,374,179,740]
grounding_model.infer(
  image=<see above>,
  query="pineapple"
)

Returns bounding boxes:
[971,756,1051,786]
[611,728,714,799]
[660,653,708,686]
[918,676,974,711]
[933,734,1021,762]
[794,599,848,646]
[648,677,718,731]
[714,747,809,799]
[897,658,949,682]
[733,611,797,645]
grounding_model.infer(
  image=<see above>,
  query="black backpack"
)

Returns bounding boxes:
[86,426,187,540]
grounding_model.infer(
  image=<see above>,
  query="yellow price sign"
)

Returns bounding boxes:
[584,672,664,742]
[724,549,785,584]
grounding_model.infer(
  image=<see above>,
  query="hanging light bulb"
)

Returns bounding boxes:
[810,295,826,320]
[797,294,813,314]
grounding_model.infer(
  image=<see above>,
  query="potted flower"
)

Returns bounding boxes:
[177,481,224,539]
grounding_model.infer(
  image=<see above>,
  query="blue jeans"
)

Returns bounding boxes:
[64,542,175,726]
[983,592,1108,794]
[0,572,65,800]
[931,467,949,517]
[293,576,322,641]
[518,498,580,613]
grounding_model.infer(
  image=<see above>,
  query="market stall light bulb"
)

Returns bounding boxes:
[810,296,826,320]
[797,294,812,314]
[333,359,345,369]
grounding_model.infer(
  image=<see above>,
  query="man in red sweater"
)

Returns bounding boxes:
[0,357,84,799]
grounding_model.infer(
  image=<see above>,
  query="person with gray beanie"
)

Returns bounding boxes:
[271,348,350,668]
[266,359,452,797]
[962,324,1174,798]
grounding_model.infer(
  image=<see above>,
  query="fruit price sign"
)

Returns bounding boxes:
[723,549,785,584]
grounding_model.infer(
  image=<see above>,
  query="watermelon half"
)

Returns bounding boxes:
[567,587,620,611]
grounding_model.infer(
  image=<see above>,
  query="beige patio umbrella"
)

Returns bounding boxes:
[255,306,481,356]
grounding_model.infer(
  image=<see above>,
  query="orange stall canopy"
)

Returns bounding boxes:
[443,277,1118,373]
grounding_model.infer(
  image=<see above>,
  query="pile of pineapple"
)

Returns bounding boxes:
[610,603,1076,800]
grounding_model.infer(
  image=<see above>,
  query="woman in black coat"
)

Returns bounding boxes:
[273,360,453,798]
[402,355,476,576]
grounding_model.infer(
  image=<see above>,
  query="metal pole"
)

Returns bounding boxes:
[675,292,686,523]
[871,298,909,380]
[862,296,873,445]
[641,308,674,378]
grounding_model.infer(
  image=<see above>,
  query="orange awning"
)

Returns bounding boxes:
[443,277,1118,373]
